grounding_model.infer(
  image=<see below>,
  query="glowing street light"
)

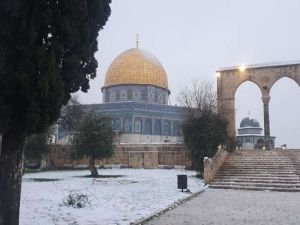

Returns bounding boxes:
[216,72,221,78]
[239,65,246,72]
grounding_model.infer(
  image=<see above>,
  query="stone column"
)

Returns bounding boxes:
[218,97,236,138]
[262,95,271,150]
[217,73,236,139]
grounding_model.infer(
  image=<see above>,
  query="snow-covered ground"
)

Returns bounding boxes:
[20,169,205,225]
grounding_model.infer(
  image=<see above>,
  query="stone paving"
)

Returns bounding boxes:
[144,189,300,225]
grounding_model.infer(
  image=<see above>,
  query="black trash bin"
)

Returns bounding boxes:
[177,175,187,192]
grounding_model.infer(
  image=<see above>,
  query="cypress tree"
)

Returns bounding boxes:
[0,1,111,224]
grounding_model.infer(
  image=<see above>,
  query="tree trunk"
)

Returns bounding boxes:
[0,132,25,225]
[88,157,98,177]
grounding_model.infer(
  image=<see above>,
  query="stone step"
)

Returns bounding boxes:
[228,153,287,155]
[229,154,285,156]
[214,174,300,179]
[212,178,300,184]
[225,159,291,161]
[217,171,296,175]
[222,165,294,168]
[219,170,296,173]
[217,172,297,175]
[225,161,292,163]
[227,156,290,158]
[224,161,293,163]
[223,168,295,170]
[209,184,300,192]
[224,161,292,163]
[220,169,295,171]
[228,155,288,156]
[224,160,292,162]
[224,159,292,161]
[210,181,300,188]
[221,166,295,169]
[209,150,300,192]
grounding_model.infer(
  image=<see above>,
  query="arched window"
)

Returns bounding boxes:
[164,121,171,135]
[116,90,120,101]
[115,119,121,130]
[173,122,180,136]
[141,90,147,101]
[111,120,115,129]
[105,91,110,102]
[123,118,130,133]
[144,119,152,134]
[127,89,133,100]
[134,118,142,133]
[163,94,167,104]
[154,120,162,135]
[154,92,158,102]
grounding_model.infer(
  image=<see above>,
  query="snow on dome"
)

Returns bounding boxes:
[240,117,260,128]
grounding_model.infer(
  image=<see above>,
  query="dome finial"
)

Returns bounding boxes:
[136,33,139,48]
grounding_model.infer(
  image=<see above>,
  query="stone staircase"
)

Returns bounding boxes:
[209,150,300,192]
[284,150,300,176]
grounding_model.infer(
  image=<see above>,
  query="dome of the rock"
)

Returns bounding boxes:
[103,48,168,91]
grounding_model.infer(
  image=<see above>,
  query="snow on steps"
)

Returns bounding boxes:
[209,150,300,192]
[284,150,300,176]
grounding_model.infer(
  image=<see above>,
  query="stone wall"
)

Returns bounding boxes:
[47,144,191,169]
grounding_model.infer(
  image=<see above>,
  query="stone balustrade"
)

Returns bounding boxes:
[204,149,229,184]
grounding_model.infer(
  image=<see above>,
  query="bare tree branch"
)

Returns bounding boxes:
[177,79,217,117]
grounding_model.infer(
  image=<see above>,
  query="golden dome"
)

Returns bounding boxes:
[104,48,168,90]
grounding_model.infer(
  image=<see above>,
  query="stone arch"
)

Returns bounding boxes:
[270,76,300,93]
[234,80,263,98]
[217,62,300,149]
[269,77,300,148]
[235,81,264,132]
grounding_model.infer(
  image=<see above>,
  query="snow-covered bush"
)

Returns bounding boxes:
[62,191,90,208]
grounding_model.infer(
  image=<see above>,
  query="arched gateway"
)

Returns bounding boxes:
[217,61,300,149]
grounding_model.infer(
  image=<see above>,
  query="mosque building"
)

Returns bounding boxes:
[236,117,276,149]
[53,43,190,169]
[72,44,187,144]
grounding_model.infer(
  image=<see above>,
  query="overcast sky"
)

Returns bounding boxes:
[77,0,300,148]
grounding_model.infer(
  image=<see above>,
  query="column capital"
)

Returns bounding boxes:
[261,95,271,105]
